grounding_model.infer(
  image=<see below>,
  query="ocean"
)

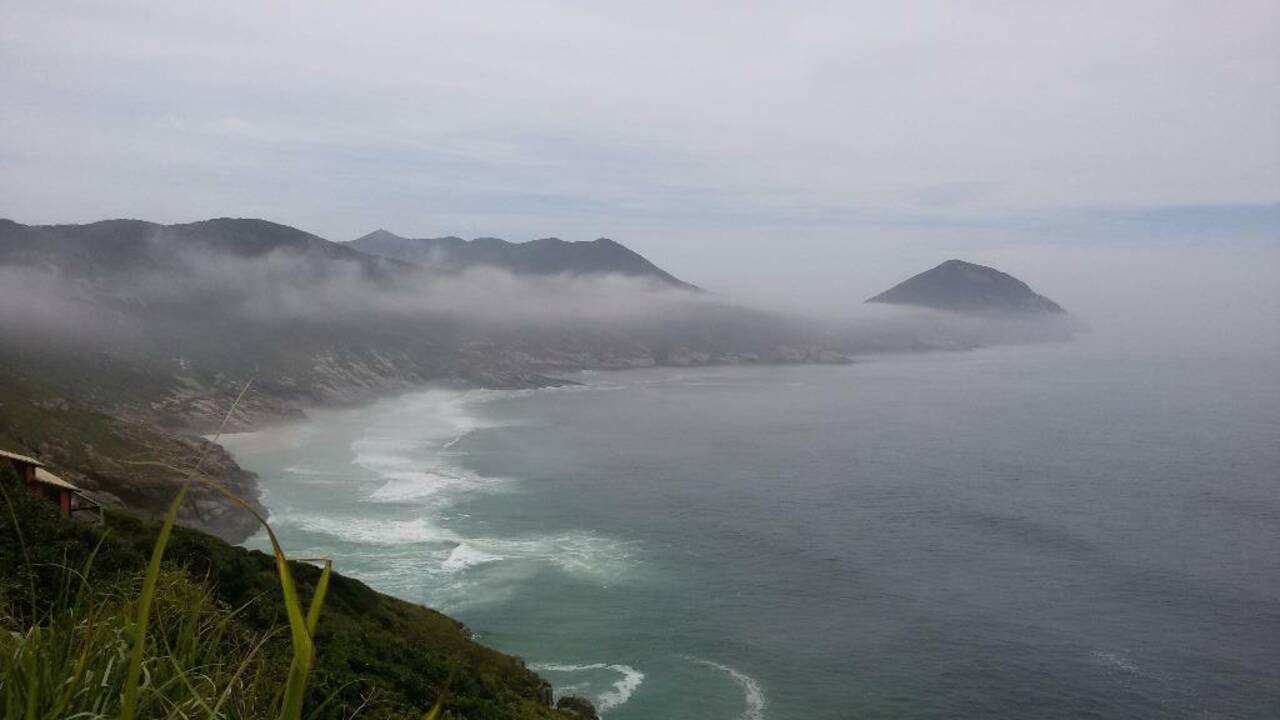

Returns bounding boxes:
[221,340,1280,719]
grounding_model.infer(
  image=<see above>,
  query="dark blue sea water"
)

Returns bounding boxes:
[224,341,1280,719]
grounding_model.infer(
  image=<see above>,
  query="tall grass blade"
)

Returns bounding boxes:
[118,475,187,720]
[212,628,277,716]
[119,378,252,720]
[24,634,37,720]
[304,559,332,636]
[182,467,334,720]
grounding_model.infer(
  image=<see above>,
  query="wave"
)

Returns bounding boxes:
[690,658,767,720]
[348,389,510,457]
[441,542,503,572]
[364,468,503,504]
[281,465,344,476]
[277,511,630,582]
[278,513,458,545]
[532,663,645,713]
[350,396,512,509]
[243,381,636,610]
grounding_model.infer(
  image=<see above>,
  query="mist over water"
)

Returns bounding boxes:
[4,1,1277,716]
[224,336,1280,719]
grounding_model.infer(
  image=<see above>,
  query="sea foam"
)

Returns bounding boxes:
[364,469,499,504]
[279,513,457,545]
[253,385,634,613]
[690,658,767,720]
[441,542,503,572]
[532,663,645,713]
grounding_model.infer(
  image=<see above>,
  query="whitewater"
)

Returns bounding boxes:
[225,343,1280,719]
[224,386,670,714]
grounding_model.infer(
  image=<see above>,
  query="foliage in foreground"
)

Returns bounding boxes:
[0,463,567,719]
[1,565,281,719]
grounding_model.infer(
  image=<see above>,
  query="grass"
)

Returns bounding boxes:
[3,380,343,720]
[1,565,281,719]
[0,390,568,719]
[0,464,289,719]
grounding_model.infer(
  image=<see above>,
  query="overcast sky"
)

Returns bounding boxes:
[1,1,1277,314]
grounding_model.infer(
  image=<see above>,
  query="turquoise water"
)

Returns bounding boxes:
[223,341,1280,719]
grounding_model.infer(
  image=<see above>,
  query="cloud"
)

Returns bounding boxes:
[59,236,717,327]
[0,1,1276,343]
[1,1,1276,238]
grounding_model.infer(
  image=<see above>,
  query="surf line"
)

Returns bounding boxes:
[688,657,767,720]
[531,663,645,714]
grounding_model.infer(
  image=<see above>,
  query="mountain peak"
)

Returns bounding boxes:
[868,259,1065,314]
[354,228,406,243]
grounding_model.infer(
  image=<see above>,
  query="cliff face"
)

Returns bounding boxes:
[0,373,262,543]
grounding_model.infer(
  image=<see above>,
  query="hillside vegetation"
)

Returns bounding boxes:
[0,466,574,719]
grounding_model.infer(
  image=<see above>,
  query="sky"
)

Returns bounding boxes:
[1,0,1278,317]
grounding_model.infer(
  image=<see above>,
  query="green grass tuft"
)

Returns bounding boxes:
[0,449,569,719]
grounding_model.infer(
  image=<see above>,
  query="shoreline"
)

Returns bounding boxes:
[220,380,640,714]
[222,369,788,717]
[197,335,1070,544]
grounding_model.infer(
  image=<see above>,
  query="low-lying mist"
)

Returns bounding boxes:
[0,237,1082,373]
[21,223,1224,406]
[0,240,719,334]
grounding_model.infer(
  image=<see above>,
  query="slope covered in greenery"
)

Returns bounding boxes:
[0,466,573,719]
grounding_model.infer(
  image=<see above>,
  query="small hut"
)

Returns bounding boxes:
[1,448,103,522]
[1,448,43,485]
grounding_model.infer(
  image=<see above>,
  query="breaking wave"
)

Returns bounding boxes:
[242,385,634,612]
[441,542,503,572]
[532,663,645,714]
[277,513,455,545]
[364,468,501,504]
[281,465,343,476]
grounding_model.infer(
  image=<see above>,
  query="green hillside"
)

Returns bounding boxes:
[0,466,577,719]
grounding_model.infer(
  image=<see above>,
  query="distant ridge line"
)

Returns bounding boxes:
[348,229,699,291]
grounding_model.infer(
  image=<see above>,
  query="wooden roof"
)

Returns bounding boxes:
[0,448,44,467]
[34,467,78,491]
